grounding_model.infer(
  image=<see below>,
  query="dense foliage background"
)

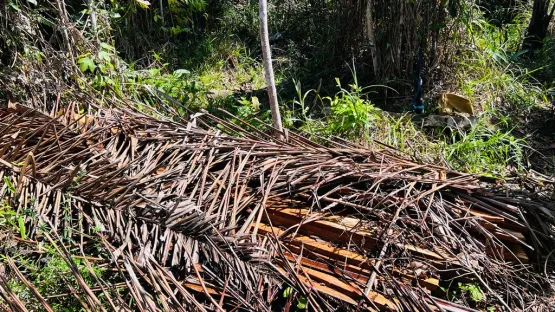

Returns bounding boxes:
[3,0,554,174]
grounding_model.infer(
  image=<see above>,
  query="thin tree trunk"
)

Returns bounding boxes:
[56,0,75,61]
[87,0,98,44]
[523,0,554,53]
[159,0,164,23]
[259,0,283,138]
[365,0,379,79]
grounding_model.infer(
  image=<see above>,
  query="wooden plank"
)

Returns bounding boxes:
[487,242,529,264]
[455,207,528,233]
[461,222,529,246]
[265,208,456,263]
[284,250,439,292]
[492,228,528,245]
[258,223,440,291]
[275,267,359,306]
[258,222,369,264]
[299,265,397,310]
[276,265,395,310]
[283,251,370,284]
[184,283,219,295]
[267,207,529,264]
[466,209,505,223]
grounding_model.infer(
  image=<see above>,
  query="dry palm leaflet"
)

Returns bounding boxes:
[0,103,553,311]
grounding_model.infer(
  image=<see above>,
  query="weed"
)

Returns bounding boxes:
[454,7,547,119]
[287,79,320,133]
[322,78,382,140]
[442,118,526,176]
[3,176,16,194]
[370,115,445,164]
[281,285,308,311]
[458,282,484,303]
[5,247,109,311]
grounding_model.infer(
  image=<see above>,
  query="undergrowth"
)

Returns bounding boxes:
[0,175,118,310]
[6,0,542,179]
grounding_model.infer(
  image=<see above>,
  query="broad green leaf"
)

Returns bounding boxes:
[149,68,161,77]
[100,42,115,51]
[296,296,307,309]
[173,69,191,78]
[458,283,484,303]
[98,50,111,61]
[78,57,96,73]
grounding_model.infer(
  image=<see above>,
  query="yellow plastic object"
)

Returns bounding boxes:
[438,93,474,115]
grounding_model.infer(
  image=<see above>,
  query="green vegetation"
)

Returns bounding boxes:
[5,251,108,311]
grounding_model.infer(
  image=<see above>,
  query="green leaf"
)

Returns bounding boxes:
[149,68,161,77]
[8,1,21,11]
[78,57,96,73]
[18,215,26,239]
[296,296,307,310]
[98,51,111,62]
[98,63,107,74]
[282,286,293,298]
[3,177,16,194]
[100,42,115,51]
[173,69,191,78]
[458,283,484,303]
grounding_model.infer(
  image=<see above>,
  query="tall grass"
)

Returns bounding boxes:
[442,120,527,175]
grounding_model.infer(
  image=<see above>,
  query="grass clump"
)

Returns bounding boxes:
[287,75,527,177]
[322,79,382,141]
[442,120,527,175]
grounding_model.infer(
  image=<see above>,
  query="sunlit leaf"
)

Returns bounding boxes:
[136,0,151,8]
[296,296,307,309]
[100,42,115,51]
[18,216,26,239]
[173,69,191,78]
[78,56,96,73]
[282,286,293,298]
[98,50,111,61]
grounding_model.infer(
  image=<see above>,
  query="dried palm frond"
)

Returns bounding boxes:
[0,103,553,311]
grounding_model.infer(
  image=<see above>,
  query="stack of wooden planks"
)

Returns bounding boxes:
[252,199,532,310]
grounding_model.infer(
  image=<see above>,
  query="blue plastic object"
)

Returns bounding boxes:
[412,49,424,114]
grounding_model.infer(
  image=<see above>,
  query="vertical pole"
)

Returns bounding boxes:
[259,0,284,139]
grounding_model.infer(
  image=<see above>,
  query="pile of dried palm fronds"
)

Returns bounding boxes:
[0,101,554,311]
